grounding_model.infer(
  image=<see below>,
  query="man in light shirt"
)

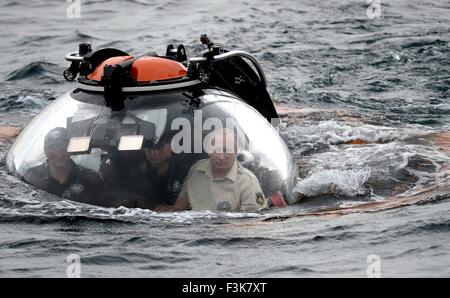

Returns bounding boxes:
[162,128,266,212]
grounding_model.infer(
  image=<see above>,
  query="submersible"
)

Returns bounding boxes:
[7,35,298,208]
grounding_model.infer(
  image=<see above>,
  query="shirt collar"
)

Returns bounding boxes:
[199,159,238,182]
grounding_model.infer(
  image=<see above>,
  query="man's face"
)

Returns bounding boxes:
[45,145,71,168]
[145,142,172,167]
[208,134,237,173]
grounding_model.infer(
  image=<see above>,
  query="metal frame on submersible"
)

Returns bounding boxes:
[62,34,278,120]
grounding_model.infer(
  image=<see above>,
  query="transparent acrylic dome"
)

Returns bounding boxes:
[7,88,298,209]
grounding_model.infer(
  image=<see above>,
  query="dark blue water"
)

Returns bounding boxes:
[0,0,449,277]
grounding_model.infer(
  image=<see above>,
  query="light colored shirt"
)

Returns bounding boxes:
[179,159,266,212]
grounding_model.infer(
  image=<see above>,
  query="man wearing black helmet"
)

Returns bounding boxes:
[124,132,198,209]
[23,127,102,204]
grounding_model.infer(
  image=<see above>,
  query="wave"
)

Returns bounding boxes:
[0,193,263,225]
[0,210,133,225]
[294,168,371,198]
[5,61,62,82]
[16,35,58,47]
[401,39,448,49]
[0,92,48,112]
[125,0,157,5]
[281,120,433,155]
[183,236,285,248]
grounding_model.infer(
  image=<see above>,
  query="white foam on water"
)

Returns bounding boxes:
[0,195,264,224]
[282,120,433,150]
[103,206,262,223]
[16,95,43,106]
[284,119,450,200]
[294,168,371,197]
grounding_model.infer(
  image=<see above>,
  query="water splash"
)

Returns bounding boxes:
[294,168,371,198]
